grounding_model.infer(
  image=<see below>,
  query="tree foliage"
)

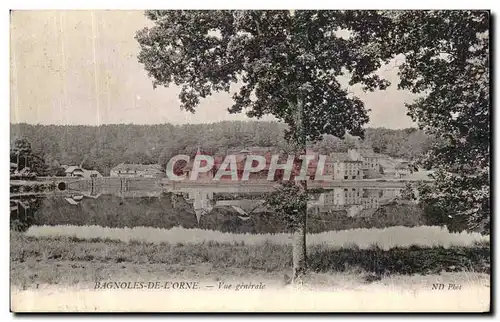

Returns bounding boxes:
[384,10,490,234]
[136,10,396,141]
[11,137,32,156]
[135,10,401,279]
[10,137,48,176]
[264,181,309,231]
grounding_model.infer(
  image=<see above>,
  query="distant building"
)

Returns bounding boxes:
[110,163,165,178]
[347,148,387,178]
[84,169,103,178]
[183,148,276,181]
[330,153,363,180]
[344,187,363,205]
[65,166,85,177]
[395,161,411,178]
[379,158,398,177]
[183,149,216,181]
[65,166,103,178]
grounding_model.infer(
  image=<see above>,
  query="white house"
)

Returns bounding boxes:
[347,148,386,178]
[65,166,85,177]
[330,153,363,180]
[110,163,165,178]
[65,166,103,178]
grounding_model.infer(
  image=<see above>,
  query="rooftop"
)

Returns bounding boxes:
[112,163,164,172]
[65,166,84,173]
[330,153,362,162]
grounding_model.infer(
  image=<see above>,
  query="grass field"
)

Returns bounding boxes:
[11,224,491,312]
[11,229,490,288]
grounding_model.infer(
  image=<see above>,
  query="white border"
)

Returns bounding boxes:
[3,1,497,10]
[2,1,497,320]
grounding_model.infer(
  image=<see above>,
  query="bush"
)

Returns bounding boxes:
[308,244,490,275]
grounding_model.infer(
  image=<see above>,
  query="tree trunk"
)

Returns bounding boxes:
[287,10,308,283]
[292,218,307,283]
[291,96,307,284]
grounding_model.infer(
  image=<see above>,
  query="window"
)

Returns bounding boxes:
[344,176,348,180]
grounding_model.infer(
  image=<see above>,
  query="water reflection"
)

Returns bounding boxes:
[10,176,413,227]
[308,188,403,217]
[181,187,405,220]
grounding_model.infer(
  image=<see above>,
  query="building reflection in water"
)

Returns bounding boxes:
[307,188,403,217]
[183,187,404,219]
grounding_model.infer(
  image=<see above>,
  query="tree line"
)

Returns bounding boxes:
[10,121,437,176]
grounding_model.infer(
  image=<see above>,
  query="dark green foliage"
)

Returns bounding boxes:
[421,199,470,235]
[362,128,437,160]
[264,181,309,231]
[10,137,49,176]
[383,11,490,234]
[10,198,43,232]
[308,244,490,275]
[136,10,397,141]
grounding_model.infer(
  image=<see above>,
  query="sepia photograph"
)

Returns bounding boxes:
[8,7,491,313]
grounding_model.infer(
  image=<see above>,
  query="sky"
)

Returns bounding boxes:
[10,10,418,129]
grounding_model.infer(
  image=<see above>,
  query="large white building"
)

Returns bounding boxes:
[329,153,363,180]
[110,163,165,178]
[65,166,103,178]
[347,148,390,179]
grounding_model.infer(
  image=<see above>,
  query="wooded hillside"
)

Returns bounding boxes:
[10,121,437,176]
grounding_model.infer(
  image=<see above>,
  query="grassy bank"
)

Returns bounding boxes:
[11,232,490,276]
